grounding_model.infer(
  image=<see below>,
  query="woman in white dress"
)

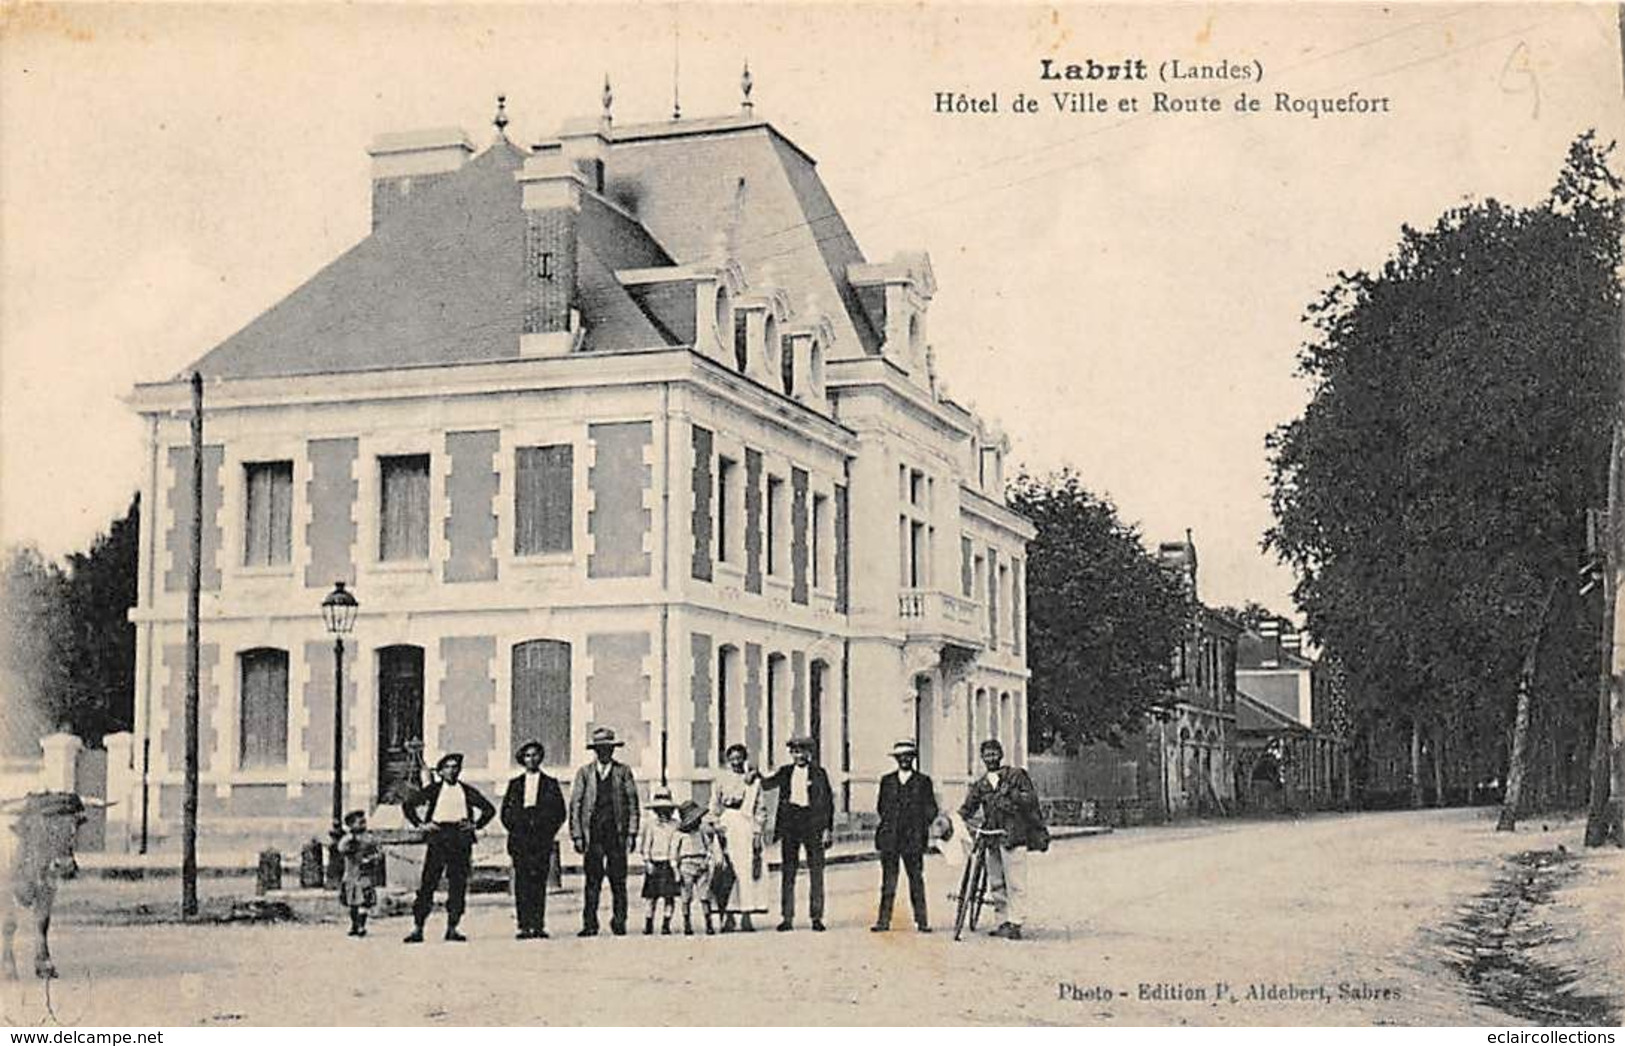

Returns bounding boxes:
[711,743,770,932]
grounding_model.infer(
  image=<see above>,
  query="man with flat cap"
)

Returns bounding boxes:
[761,735,834,931]
[569,726,641,936]
[872,738,939,933]
[501,740,566,939]
[402,752,496,943]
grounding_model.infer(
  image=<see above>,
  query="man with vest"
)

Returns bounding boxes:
[568,726,641,936]
[401,752,497,943]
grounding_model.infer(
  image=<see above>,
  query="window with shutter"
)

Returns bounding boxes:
[379,454,430,561]
[239,648,288,769]
[511,640,571,760]
[515,444,574,555]
[244,461,293,567]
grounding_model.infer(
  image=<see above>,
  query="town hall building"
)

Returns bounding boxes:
[124,84,1033,844]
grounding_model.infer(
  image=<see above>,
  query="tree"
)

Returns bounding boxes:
[0,495,141,752]
[0,546,74,754]
[62,494,141,740]
[1213,602,1292,634]
[1266,132,1622,820]
[1010,468,1189,752]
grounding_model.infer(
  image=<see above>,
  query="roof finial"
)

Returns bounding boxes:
[602,75,614,127]
[672,12,682,121]
[741,60,754,115]
[493,94,510,138]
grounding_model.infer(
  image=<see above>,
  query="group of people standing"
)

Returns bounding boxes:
[333,726,1042,944]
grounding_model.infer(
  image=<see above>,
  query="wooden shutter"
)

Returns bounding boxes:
[239,648,288,769]
[380,455,430,560]
[244,462,292,566]
[512,640,571,761]
[516,445,573,555]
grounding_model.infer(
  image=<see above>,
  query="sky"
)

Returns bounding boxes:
[2,2,1621,618]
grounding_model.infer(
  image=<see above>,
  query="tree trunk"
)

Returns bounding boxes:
[1585,421,1622,847]
[1432,724,1447,808]
[1409,719,1424,809]
[1499,578,1561,832]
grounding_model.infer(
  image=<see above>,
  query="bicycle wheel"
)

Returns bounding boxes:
[952,846,979,941]
[968,845,989,932]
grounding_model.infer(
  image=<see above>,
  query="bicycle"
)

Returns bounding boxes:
[951,827,1005,941]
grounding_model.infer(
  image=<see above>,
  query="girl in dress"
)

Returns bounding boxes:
[710,743,770,933]
[334,809,383,938]
[639,788,681,934]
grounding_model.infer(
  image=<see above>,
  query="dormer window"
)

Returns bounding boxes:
[733,311,749,373]
[714,286,733,361]
[776,327,795,397]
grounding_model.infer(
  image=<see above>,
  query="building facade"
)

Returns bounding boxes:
[1026,531,1237,823]
[1150,536,1239,817]
[124,96,1032,845]
[1234,618,1350,810]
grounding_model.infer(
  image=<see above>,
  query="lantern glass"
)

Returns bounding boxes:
[321,581,359,636]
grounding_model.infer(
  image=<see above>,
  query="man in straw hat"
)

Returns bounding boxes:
[568,726,641,936]
[401,752,496,943]
[761,734,834,931]
[500,740,566,939]
[872,739,939,933]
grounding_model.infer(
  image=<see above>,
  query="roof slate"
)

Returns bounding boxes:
[185,117,873,381]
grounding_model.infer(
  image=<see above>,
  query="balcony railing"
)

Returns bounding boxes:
[898,588,984,648]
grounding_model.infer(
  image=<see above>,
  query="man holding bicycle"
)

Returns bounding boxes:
[959,739,1040,940]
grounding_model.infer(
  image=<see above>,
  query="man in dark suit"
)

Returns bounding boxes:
[500,739,566,940]
[761,735,834,931]
[871,739,939,933]
[401,752,496,943]
[568,726,641,936]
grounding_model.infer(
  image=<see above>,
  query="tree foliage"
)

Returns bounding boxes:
[1212,602,1291,634]
[1266,132,1621,806]
[0,495,140,750]
[1010,469,1189,752]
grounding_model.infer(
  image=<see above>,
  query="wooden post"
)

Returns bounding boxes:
[182,372,202,916]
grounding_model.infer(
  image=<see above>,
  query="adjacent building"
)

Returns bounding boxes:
[123,90,1032,846]
[1028,531,1238,823]
[1234,618,1350,811]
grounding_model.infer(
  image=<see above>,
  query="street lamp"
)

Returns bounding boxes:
[321,581,359,833]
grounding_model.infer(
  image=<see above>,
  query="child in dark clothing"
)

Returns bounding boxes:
[334,809,384,937]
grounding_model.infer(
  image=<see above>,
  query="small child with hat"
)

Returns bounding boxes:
[332,809,384,938]
[673,799,718,935]
[638,786,682,934]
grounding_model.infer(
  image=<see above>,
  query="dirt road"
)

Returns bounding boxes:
[4,808,1618,1026]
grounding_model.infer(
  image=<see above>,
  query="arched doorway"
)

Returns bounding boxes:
[377,645,425,803]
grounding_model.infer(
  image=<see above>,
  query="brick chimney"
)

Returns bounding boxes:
[366,128,475,230]
[516,146,584,354]
[1258,618,1281,667]
[1280,627,1303,658]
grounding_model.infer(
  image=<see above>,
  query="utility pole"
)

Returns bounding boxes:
[182,372,202,916]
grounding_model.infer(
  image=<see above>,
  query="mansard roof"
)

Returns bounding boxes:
[184,112,881,381]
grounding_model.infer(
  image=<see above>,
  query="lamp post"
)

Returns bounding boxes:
[321,581,359,833]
